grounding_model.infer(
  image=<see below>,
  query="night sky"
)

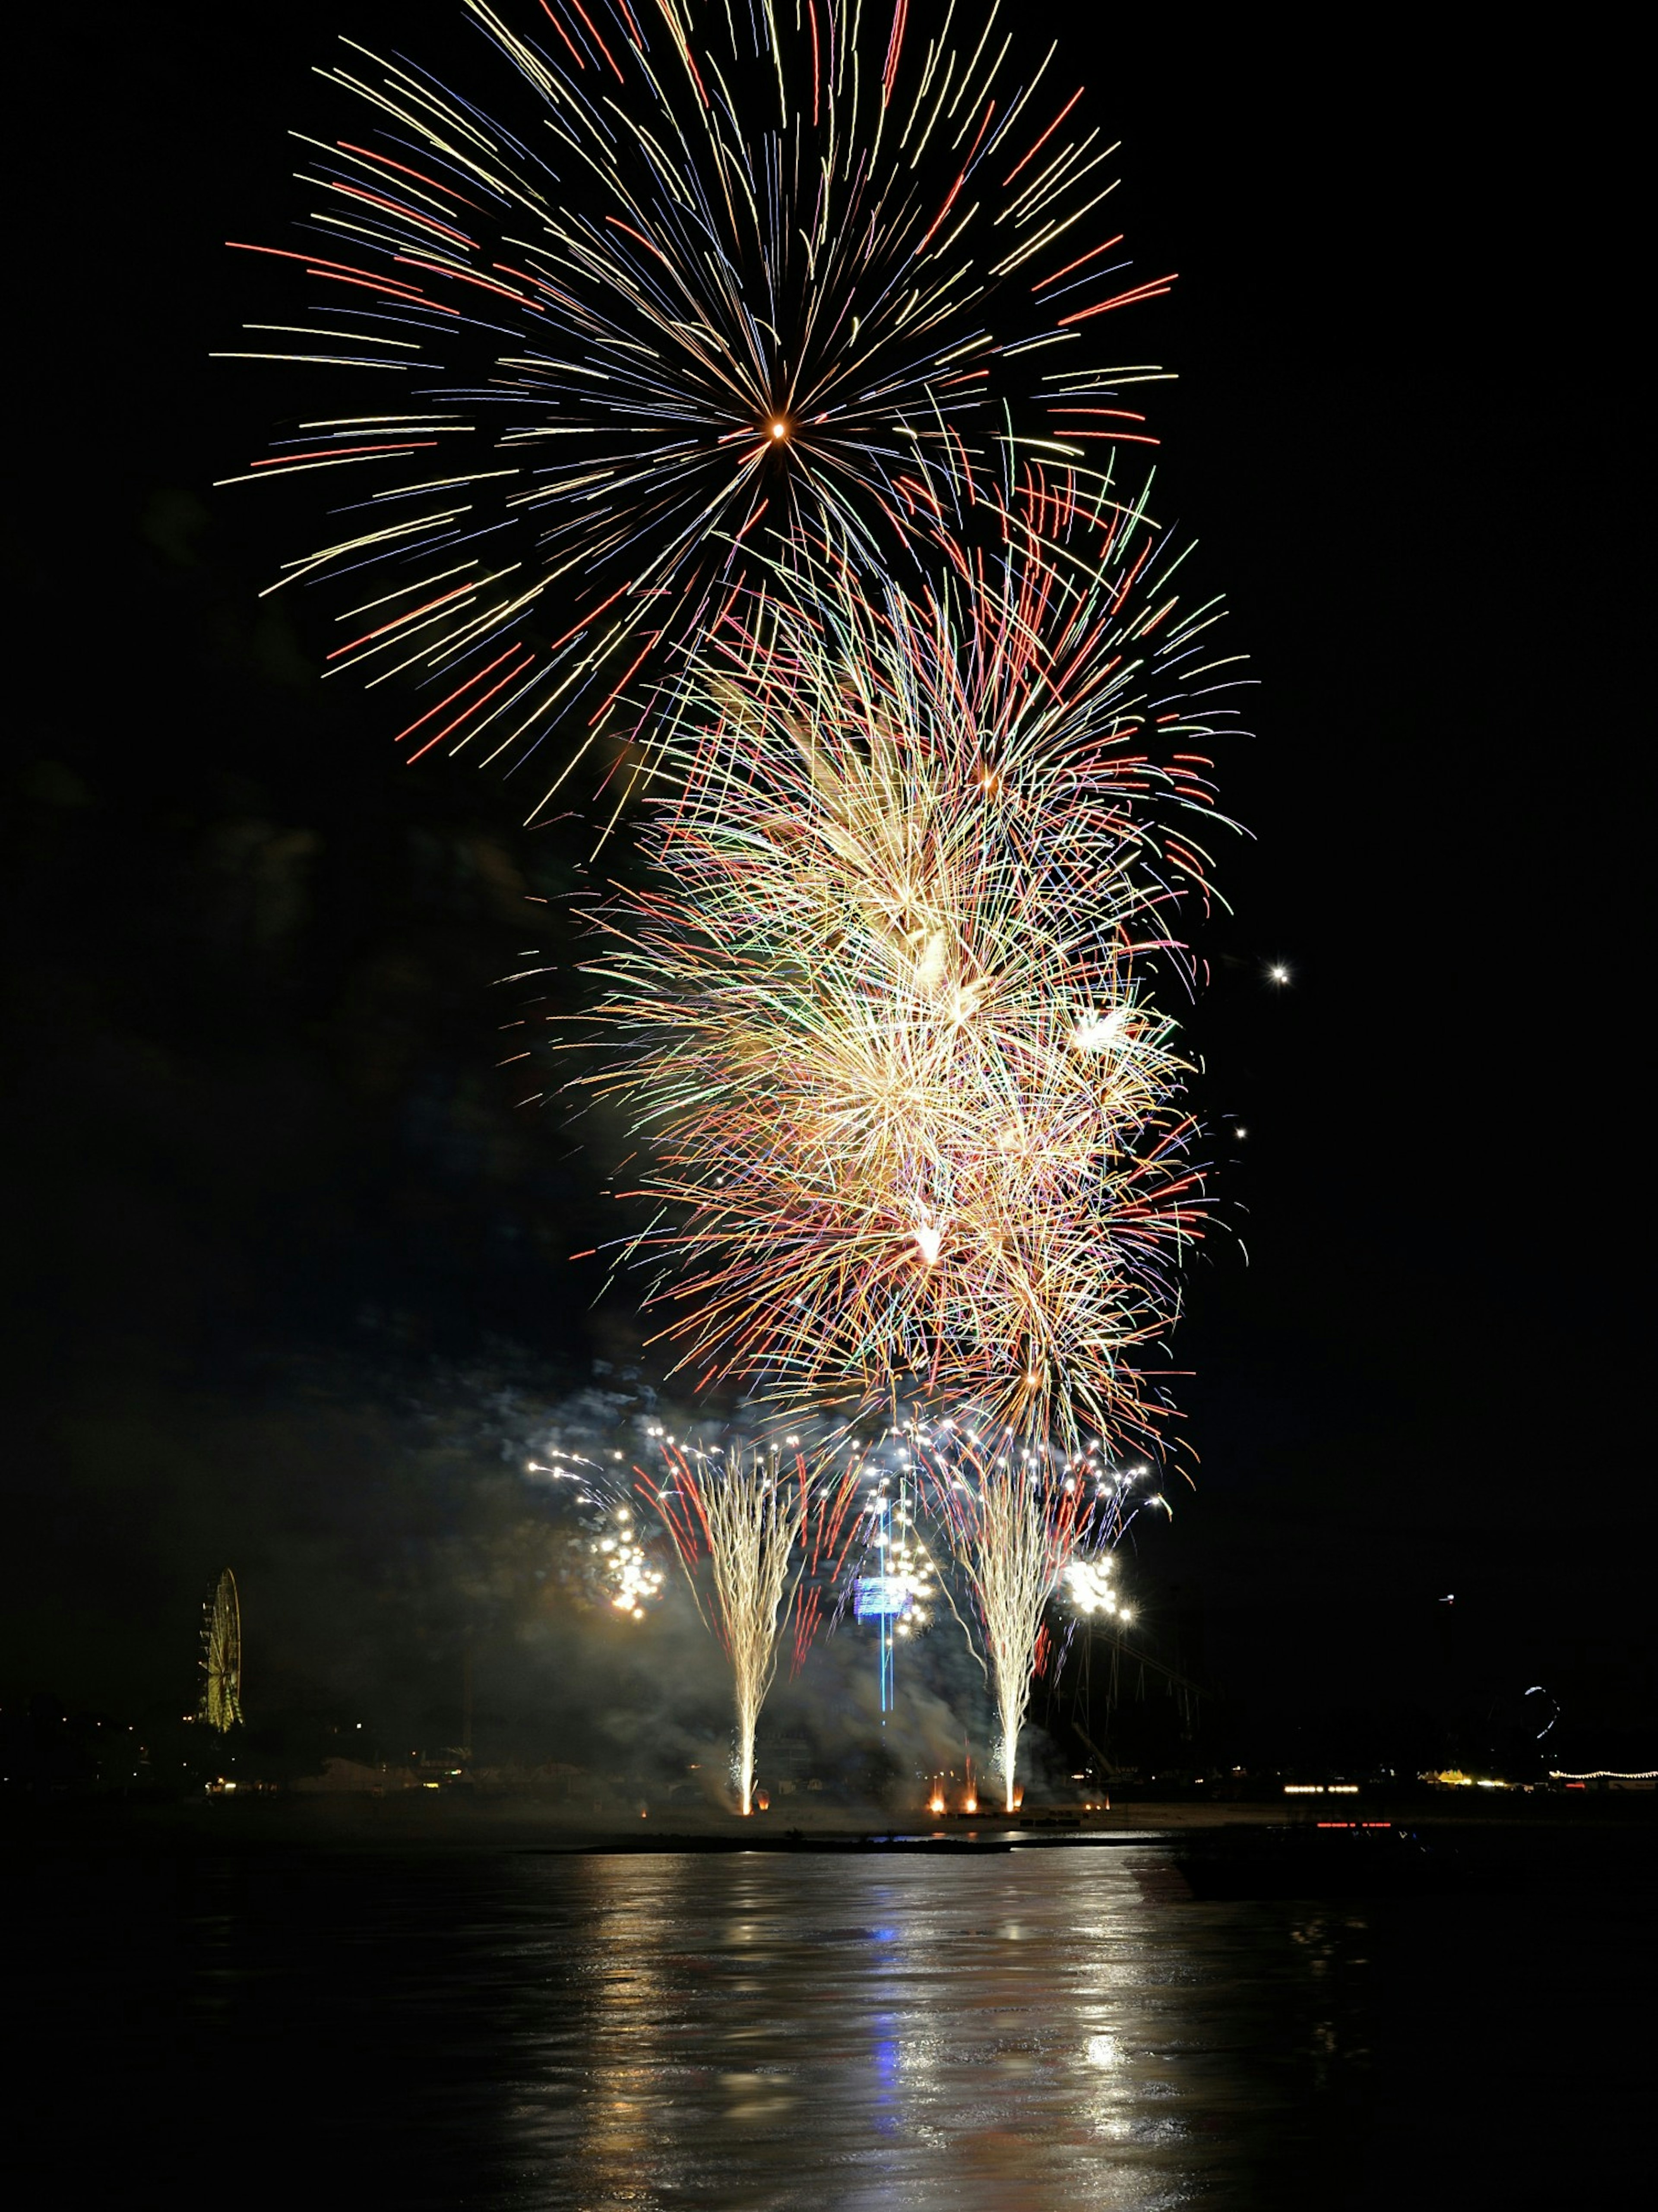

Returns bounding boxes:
[5,5,1646,1773]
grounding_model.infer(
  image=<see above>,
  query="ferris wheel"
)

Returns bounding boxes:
[199,1569,242,1733]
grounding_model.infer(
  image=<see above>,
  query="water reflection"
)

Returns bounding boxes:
[509,1848,1345,2207]
[17,1835,1652,2208]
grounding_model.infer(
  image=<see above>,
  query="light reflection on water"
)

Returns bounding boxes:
[488,1848,1340,2207]
[17,1835,1654,2207]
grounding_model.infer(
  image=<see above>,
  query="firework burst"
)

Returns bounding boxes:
[220,0,1173,811]
[568,469,1240,1452]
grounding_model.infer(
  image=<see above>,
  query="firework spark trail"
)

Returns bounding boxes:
[913,1418,1142,1809]
[566,466,1243,1453]
[949,1463,1054,1811]
[525,1433,674,1618]
[219,0,1174,811]
[643,1434,855,1813]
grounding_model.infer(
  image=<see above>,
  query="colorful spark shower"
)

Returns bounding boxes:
[646,1433,853,1814]
[912,1420,1139,1809]
[221,0,1174,812]
[574,470,1238,1454]
[229,3,1243,1811]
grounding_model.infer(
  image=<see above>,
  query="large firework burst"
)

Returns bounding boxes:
[563,468,1240,1453]
[220,0,1171,810]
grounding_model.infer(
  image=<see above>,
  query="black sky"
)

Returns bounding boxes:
[3,4,1648,1761]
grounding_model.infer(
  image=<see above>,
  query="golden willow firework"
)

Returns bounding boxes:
[568,469,1240,1452]
[642,1430,855,1813]
[220,0,1171,812]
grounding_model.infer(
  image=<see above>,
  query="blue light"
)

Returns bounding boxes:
[855,1576,913,1620]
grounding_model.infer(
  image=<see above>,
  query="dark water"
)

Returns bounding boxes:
[13,1835,1653,2206]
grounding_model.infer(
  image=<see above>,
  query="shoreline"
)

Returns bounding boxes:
[3,1788,1654,1857]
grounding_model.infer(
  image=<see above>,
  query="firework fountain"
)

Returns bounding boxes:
[914,1421,1150,1809]
[643,1430,855,1814]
